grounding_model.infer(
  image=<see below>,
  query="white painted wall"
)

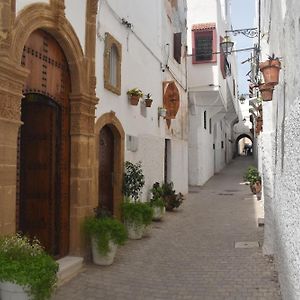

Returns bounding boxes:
[258,0,300,299]
[16,0,49,13]
[96,0,188,197]
[187,0,238,186]
[65,0,86,53]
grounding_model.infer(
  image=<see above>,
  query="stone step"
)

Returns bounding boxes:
[57,256,84,286]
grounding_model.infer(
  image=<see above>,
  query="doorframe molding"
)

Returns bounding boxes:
[95,111,125,219]
[0,1,99,256]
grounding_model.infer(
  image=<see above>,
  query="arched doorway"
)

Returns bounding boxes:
[236,134,253,156]
[18,29,70,258]
[96,112,125,219]
[99,125,115,215]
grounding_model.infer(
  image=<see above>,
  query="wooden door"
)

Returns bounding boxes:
[19,29,70,258]
[20,95,60,254]
[99,126,114,215]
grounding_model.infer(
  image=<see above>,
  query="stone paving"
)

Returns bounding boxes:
[53,157,281,300]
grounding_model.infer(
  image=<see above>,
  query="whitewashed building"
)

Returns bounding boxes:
[257,0,300,299]
[0,0,188,260]
[187,0,240,186]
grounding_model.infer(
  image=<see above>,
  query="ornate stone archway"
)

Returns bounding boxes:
[0,0,99,255]
[95,112,125,219]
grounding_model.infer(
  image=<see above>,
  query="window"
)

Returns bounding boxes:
[173,32,182,64]
[192,23,216,64]
[109,45,118,87]
[204,111,207,129]
[209,118,212,134]
[104,33,122,95]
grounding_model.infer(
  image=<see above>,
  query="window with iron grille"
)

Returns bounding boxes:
[192,24,216,64]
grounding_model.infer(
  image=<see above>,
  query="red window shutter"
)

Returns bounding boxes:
[174,32,182,64]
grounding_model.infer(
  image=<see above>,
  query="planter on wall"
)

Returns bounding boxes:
[259,58,281,86]
[256,117,263,134]
[129,95,140,106]
[144,98,153,107]
[259,83,274,101]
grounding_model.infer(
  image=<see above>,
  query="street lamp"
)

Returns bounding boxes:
[220,35,234,56]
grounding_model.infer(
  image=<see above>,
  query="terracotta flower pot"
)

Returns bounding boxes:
[259,83,274,101]
[144,98,153,107]
[259,59,281,86]
[255,119,263,134]
[129,95,140,105]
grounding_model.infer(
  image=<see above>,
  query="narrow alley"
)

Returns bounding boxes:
[53,157,281,300]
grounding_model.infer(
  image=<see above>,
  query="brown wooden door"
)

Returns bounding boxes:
[99,126,114,215]
[19,29,70,258]
[20,95,60,254]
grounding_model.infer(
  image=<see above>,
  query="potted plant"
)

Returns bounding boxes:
[149,182,166,221]
[244,166,261,194]
[0,234,58,300]
[127,88,143,105]
[259,83,274,101]
[144,93,153,107]
[153,181,184,211]
[83,209,127,266]
[256,117,263,135]
[122,161,153,239]
[122,200,153,239]
[259,54,281,86]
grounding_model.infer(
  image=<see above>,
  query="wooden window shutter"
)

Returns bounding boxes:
[174,32,182,64]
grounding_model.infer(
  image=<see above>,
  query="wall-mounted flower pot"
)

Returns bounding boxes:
[144,98,153,107]
[129,95,140,105]
[259,59,281,86]
[259,83,274,101]
[256,117,263,134]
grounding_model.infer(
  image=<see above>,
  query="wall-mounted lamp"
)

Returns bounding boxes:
[158,107,167,118]
[239,95,246,104]
[220,35,234,56]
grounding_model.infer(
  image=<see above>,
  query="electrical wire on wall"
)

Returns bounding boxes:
[97,0,187,90]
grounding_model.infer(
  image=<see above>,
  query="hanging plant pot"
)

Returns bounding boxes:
[144,98,153,107]
[129,95,140,106]
[256,117,263,134]
[259,59,281,86]
[259,83,274,101]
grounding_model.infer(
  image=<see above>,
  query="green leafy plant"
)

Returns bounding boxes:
[0,234,58,300]
[127,88,143,97]
[122,200,153,227]
[244,166,261,185]
[123,161,145,202]
[84,214,127,256]
[151,182,184,210]
[149,182,165,208]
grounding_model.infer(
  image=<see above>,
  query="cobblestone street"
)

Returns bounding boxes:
[53,157,281,300]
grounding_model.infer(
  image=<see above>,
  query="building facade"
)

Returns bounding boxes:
[187,0,240,186]
[257,0,300,299]
[0,0,188,259]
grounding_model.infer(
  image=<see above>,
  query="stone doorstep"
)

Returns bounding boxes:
[56,256,84,287]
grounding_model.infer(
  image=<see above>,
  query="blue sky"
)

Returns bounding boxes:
[230,0,256,95]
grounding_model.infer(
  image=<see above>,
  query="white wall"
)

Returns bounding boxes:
[16,0,49,13]
[258,0,300,299]
[96,0,188,197]
[65,0,86,52]
[187,0,238,186]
